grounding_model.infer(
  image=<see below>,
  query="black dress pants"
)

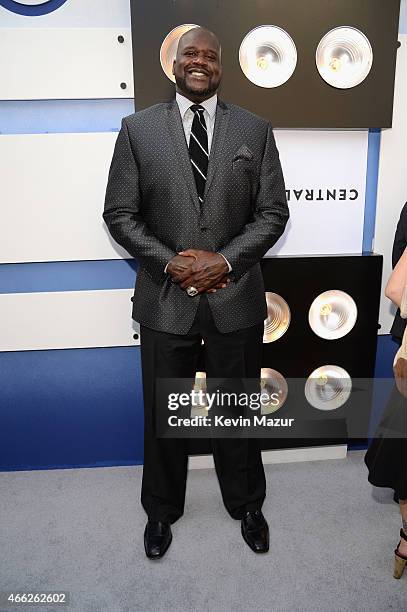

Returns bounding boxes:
[140,295,266,524]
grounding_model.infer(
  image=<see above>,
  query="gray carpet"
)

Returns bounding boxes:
[0,451,406,612]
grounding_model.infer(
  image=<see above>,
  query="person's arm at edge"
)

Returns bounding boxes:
[385,246,407,308]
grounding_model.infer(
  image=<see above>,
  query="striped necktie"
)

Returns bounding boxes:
[189,104,209,204]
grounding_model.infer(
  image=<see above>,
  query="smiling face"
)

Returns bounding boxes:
[172,28,222,103]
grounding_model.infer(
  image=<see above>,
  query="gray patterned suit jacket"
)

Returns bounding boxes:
[103,98,289,334]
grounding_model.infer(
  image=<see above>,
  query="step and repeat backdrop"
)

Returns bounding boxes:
[0,0,405,469]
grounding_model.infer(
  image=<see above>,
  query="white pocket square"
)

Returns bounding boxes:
[233,144,254,161]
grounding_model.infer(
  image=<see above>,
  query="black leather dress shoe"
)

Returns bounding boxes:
[144,520,172,559]
[241,510,269,553]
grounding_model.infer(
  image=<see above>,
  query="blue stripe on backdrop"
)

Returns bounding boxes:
[352,335,399,447]
[0,99,134,134]
[0,346,144,471]
[374,334,400,378]
[0,337,397,471]
[362,129,381,253]
[368,334,400,439]
[0,260,137,293]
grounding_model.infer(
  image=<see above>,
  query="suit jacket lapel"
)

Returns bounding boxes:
[166,100,200,214]
[204,99,230,197]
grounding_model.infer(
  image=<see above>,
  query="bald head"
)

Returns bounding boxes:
[172,27,222,103]
[177,27,221,58]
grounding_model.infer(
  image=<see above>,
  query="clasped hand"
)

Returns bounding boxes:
[166,249,230,294]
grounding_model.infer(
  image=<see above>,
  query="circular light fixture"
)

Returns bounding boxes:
[160,24,199,82]
[309,290,357,340]
[260,368,288,414]
[305,365,352,411]
[263,292,291,343]
[316,26,373,89]
[239,25,297,88]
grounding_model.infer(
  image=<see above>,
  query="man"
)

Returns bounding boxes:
[103,27,289,559]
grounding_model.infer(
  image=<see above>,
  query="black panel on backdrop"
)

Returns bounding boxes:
[260,254,382,379]
[130,0,400,128]
[190,253,382,455]
[259,253,382,449]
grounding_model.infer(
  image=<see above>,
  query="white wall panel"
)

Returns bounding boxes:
[269,130,368,256]
[0,132,130,263]
[0,28,133,100]
[0,289,139,352]
[375,36,407,334]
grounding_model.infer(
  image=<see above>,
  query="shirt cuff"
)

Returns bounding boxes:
[218,253,232,272]
[164,262,169,273]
